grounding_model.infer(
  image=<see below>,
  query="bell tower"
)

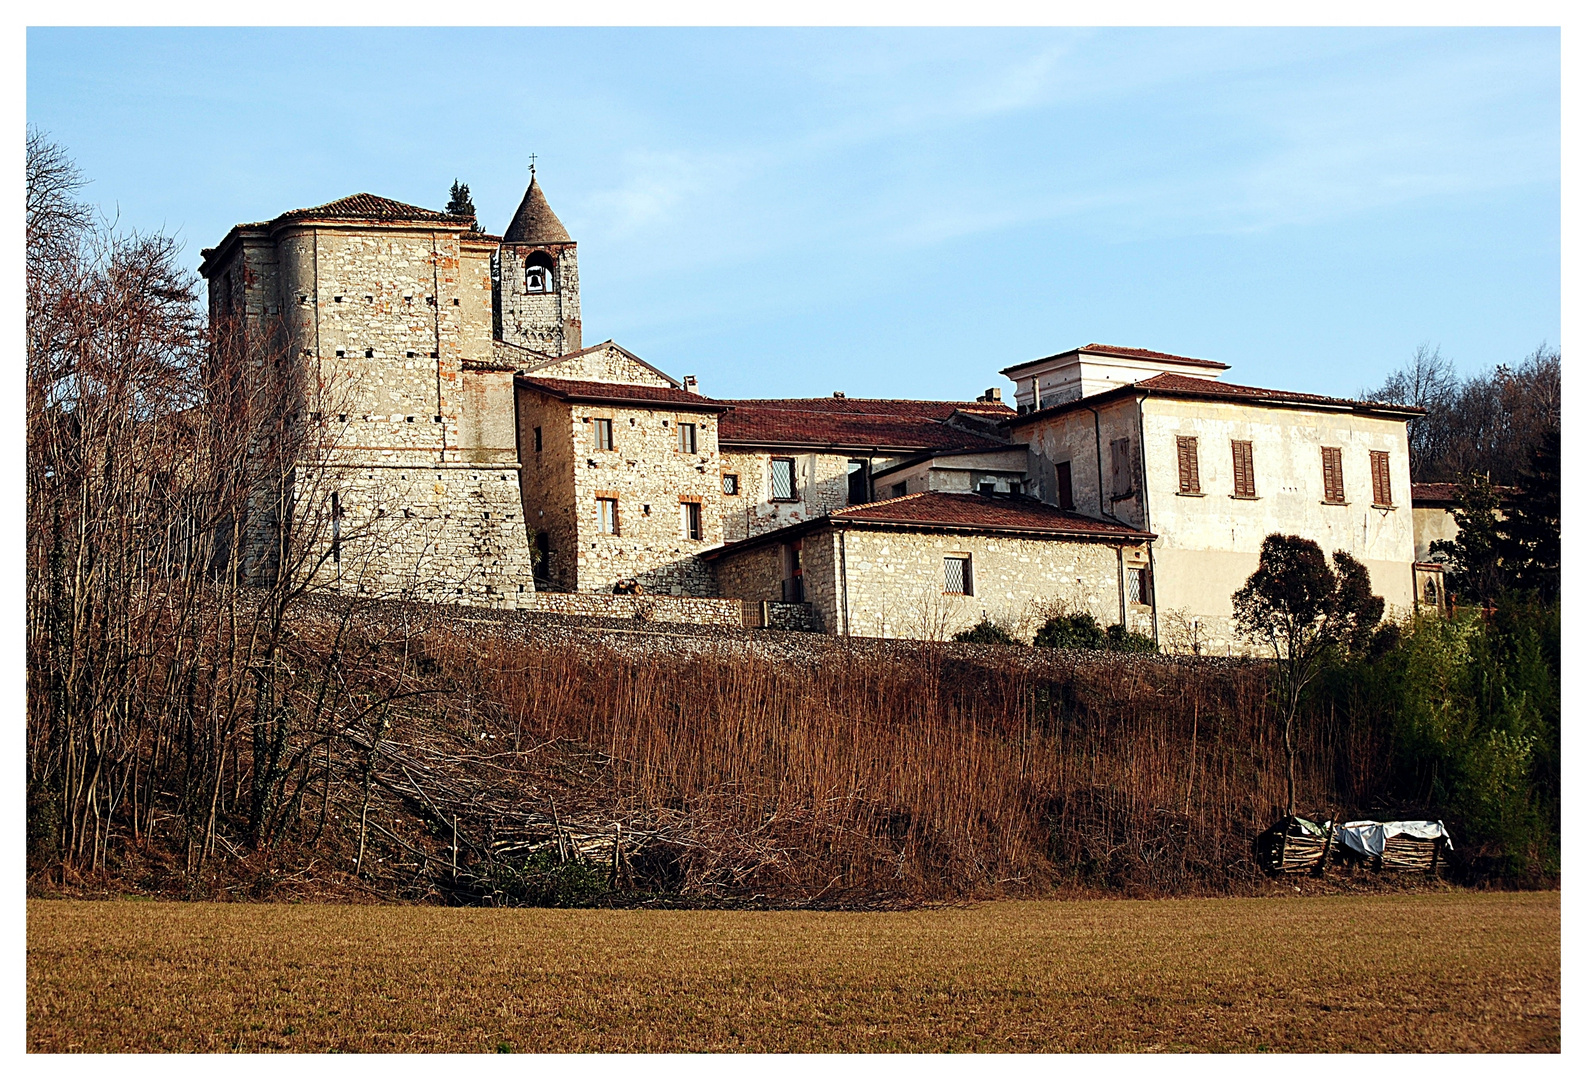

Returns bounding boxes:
[496,167,581,356]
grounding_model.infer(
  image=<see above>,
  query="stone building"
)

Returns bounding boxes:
[199,192,539,606]
[716,394,1013,543]
[704,491,1154,639]
[202,175,1435,648]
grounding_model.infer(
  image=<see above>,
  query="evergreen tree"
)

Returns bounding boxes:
[446,179,476,220]
[1495,427,1560,602]
[1431,475,1506,605]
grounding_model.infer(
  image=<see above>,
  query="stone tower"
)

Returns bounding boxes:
[496,171,582,356]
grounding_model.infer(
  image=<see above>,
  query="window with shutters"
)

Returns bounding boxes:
[1231,440,1256,498]
[1175,436,1201,494]
[597,497,619,535]
[944,555,972,596]
[1321,446,1345,504]
[770,457,797,501]
[1110,437,1133,500]
[593,418,614,451]
[677,422,697,454]
[1370,450,1394,507]
[680,499,702,541]
[1056,461,1074,511]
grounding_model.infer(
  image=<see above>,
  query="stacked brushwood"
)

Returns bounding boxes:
[1378,834,1442,873]
[1257,817,1333,874]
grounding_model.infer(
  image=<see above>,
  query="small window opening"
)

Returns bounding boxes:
[1056,461,1074,511]
[597,497,619,535]
[677,422,698,454]
[723,473,739,496]
[593,418,614,451]
[847,460,870,505]
[681,500,702,541]
[533,426,543,453]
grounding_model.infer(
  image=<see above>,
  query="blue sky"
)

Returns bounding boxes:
[26,27,1559,402]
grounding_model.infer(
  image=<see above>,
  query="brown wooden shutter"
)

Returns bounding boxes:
[1111,437,1132,499]
[1231,440,1255,497]
[1371,450,1392,506]
[1175,436,1200,493]
[1321,446,1344,503]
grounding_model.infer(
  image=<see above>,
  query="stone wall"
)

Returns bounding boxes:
[710,525,1140,641]
[523,592,743,626]
[206,220,539,601]
[306,462,537,608]
[497,241,581,356]
[527,341,675,387]
[517,388,726,596]
[719,450,907,543]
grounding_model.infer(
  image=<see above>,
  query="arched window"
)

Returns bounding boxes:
[525,253,555,294]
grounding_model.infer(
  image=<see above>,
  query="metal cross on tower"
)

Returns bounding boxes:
[528,154,537,176]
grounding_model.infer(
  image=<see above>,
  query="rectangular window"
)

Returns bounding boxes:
[597,497,619,535]
[1126,565,1152,606]
[680,500,702,541]
[1370,450,1393,507]
[1110,437,1133,500]
[978,481,996,496]
[770,457,797,501]
[533,426,543,453]
[593,418,614,451]
[1175,436,1200,494]
[1008,480,1022,496]
[846,460,869,505]
[1231,440,1255,498]
[890,482,907,498]
[1056,461,1074,511]
[677,422,697,454]
[944,556,973,596]
[722,473,739,496]
[1321,446,1345,503]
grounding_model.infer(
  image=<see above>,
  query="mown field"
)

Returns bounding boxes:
[28,891,1557,1053]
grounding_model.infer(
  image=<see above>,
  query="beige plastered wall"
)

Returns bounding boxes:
[1141,397,1416,654]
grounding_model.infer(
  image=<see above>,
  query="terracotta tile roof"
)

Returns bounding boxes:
[718,398,1010,451]
[1003,343,1231,374]
[1412,481,1516,506]
[275,193,474,225]
[1009,371,1424,426]
[830,491,1150,537]
[703,492,1150,558]
[516,375,730,412]
[503,176,572,244]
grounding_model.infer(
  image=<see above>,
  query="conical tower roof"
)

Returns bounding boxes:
[502,173,572,244]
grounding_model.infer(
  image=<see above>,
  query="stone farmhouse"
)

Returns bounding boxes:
[201,173,1447,652]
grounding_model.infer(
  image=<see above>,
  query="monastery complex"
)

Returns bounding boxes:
[200,173,1451,653]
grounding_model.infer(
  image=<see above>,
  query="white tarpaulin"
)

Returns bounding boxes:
[1337,820,1452,857]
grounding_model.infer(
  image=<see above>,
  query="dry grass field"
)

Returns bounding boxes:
[28,891,1557,1053]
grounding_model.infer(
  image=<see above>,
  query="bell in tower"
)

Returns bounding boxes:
[496,167,581,356]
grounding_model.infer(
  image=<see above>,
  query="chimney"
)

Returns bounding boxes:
[832,391,846,399]
[978,387,1002,403]
[683,375,699,394]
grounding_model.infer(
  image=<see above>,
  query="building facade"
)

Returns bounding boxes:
[203,178,1434,647]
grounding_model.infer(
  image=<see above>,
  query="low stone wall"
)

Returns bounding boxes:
[523,592,744,627]
[742,600,822,632]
